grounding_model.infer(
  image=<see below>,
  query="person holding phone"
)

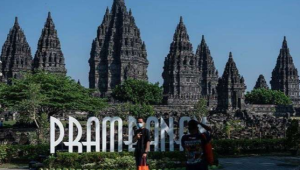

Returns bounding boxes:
[133,117,150,170]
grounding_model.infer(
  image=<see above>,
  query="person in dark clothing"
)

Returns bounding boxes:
[181,120,212,170]
[133,117,150,169]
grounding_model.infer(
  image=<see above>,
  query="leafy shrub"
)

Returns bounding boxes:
[112,79,163,105]
[114,102,155,119]
[245,88,292,105]
[56,152,80,168]
[190,98,209,119]
[79,152,104,164]
[148,151,185,161]
[0,144,49,163]
[42,152,135,169]
[42,155,56,168]
[0,145,7,164]
[213,138,287,155]
[0,138,289,168]
[148,157,182,169]
[99,156,135,169]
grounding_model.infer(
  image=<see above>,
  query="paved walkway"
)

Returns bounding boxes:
[219,156,300,170]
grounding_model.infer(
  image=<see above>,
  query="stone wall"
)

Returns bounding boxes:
[0,128,35,145]
[245,104,295,117]
[0,103,297,145]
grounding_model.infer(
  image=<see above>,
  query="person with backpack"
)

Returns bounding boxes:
[181,119,213,170]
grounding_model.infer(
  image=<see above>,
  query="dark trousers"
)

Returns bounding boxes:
[135,154,147,167]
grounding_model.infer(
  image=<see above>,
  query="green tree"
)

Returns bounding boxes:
[15,83,45,128]
[112,79,163,105]
[114,102,155,119]
[190,98,208,122]
[0,72,107,131]
[112,79,162,119]
[245,88,292,105]
[12,83,49,143]
[223,120,242,139]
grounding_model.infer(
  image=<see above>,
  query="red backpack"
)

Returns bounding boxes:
[201,133,214,165]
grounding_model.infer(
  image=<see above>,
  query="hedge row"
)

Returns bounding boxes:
[0,138,288,168]
[38,168,221,170]
[42,153,221,169]
[39,168,186,170]
[0,144,49,163]
[212,138,287,155]
[43,152,189,169]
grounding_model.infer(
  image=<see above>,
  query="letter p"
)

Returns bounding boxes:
[50,116,65,154]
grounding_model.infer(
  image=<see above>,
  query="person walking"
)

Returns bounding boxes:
[133,117,151,170]
[181,119,212,170]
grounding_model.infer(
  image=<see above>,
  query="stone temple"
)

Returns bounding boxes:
[0,0,299,113]
[0,13,67,84]
[270,36,300,105]
[89,0,148,97]
[196,35,219,107]
[254,74,269,89]
[217,52,246,111]
[33,12,67,75]
[162,17,201,105]
[0,17,32,84]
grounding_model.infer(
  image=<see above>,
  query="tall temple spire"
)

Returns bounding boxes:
[229,51,233,58]
[89,0,148,97]
[162,17,201,105]
[48,11,52,19]
[129,8,132,15]
[173,16,190,43]
[14,17,19,28]
[112,0,126,12]
[33,12,66,75]
[282,36,288,48]
[217,52,246,111]
[44,11,55,29]
[223,52,238,74]
[201,35,206,44]
[180,16,183,23]
[105,7,109,14]
[0,17,32,84]
[196,35,219,107]
[254,74,269,89]
[270,36,299,105]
